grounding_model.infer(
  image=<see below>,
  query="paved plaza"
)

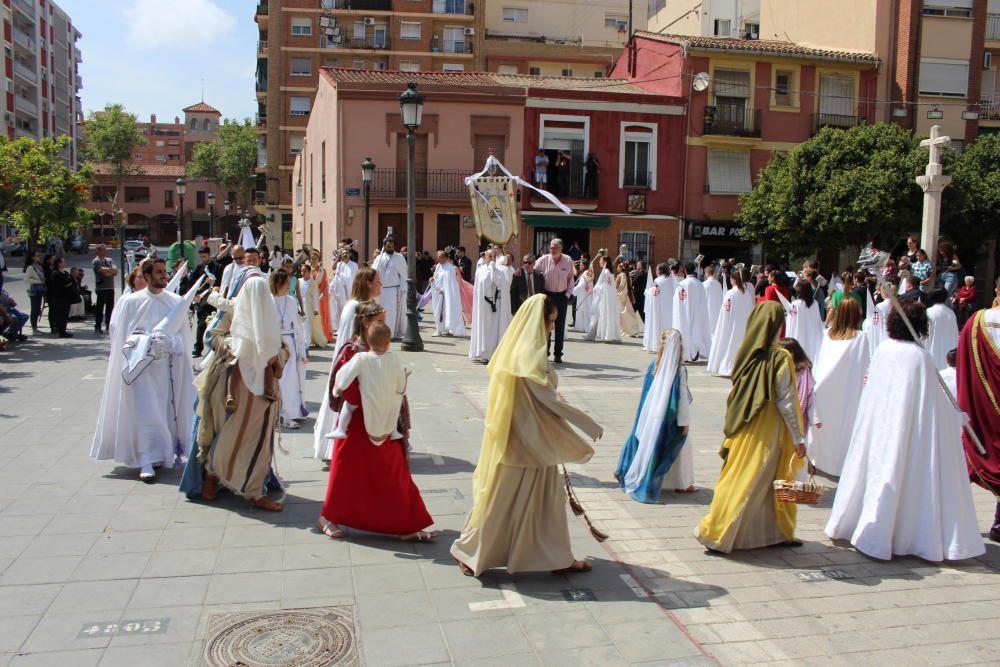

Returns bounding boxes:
[0,258,998,666]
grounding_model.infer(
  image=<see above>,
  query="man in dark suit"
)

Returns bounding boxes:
[510,253,546,314]
[898,275,927,306]
[456,246,473,283]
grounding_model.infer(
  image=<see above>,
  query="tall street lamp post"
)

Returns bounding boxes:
[361,156,376,266]
[176,178,187,245]
[399,82,424,352]
[223,200,231,241]
[207,191,216,239]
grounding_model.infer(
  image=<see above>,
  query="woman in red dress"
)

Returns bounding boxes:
[311,250,334,343]
[316,300,435,541]
[761,270,791,305]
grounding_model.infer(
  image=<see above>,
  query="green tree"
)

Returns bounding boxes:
[947,133,1000,266]
[0,136,94,251]
[737,123,926,258]
[81,104,147,218]
[187,118,257,209]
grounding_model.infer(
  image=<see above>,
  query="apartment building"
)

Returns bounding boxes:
[84,103,231,246]
[977,0,999,132]
[255,0,485,246]
[482,0,640,77]
[647,0,760,40]
[2,0,83,166]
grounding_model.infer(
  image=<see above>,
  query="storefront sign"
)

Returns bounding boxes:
[689,221,743,240]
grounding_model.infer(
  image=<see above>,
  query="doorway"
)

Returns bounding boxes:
[378,212,424,254]
[436,214,460,251]
[532,227,590,258]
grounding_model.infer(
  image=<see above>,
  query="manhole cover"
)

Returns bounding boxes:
[204,606,358,667]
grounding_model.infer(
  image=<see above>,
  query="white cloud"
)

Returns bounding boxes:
[124,0,235,49]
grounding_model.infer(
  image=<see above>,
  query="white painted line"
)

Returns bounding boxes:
[620,574,650,598]
[81,373,104,380]
[468,583,525,611]
[423,447,445,466]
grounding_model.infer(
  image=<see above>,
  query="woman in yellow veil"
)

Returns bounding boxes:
[451,294,603,576]
[695,301,807,553]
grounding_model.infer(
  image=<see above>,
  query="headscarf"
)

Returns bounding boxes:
[230,276,282,396]
[469,294,550,527]
[723,301,795,437]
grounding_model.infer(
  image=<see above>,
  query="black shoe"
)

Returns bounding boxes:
[15,335,28,342]
[58,332,74,338]
[554,356,563,364]
[192,350,202,358]
[95,327,102,334]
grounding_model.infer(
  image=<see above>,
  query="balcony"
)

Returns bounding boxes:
[703,104,761,138]
[13,61,37,84]
[257,40,268,55]
[14,96,38,117]
[988,14,1000,41]
[13,0,35,18]
[371,169,469,200]
[432,0,472,14]
[442,40,471,54]
[343,0,392,9]
[811,113,866,135]
[254,191,267,205]
[981,94,1000,121]
[13,27,34,51]
[347,36,391,50]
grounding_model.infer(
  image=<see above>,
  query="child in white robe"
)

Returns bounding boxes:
[326,322,407,442]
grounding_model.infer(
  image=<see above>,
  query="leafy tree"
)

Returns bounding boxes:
[737,123,925,258]
[947,133,1000,266]
[81,104,146,218]
[187,118,257,209]
[0,136,94,252]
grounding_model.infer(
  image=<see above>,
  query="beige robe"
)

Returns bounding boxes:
[451,370,602,575]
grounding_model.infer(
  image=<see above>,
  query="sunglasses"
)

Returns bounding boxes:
[234,256,246,262]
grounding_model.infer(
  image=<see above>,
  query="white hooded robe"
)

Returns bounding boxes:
[926,303,959,371]
[469,261,511,361]
[707,286,755,376]
[672,275,711,362]
[642,274,675,353]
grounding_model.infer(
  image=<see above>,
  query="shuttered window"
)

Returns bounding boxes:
[474,134,505,170]
[714,69,750,98]
[918,59,969,97]
[818,74,855,116]
[290,97,311,116]
[707,150,752,194]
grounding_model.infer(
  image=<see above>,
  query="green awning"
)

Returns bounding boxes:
[523,215,611,229]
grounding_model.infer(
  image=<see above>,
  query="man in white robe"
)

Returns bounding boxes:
[469,250,511,362]
[91,259,195,482]
[925,288,959,370]
[863,285,892,351]
[330,248,358,333]
[371,236,408,339]
[672,262,711,362]
[702,265,724,338]
[826,300,984,562]
[431,252,466,337]
[642,262,674,353]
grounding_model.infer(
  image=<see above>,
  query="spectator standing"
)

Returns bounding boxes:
[911,249,933,293]
[92,244,119,335]
[47,256,77,338]
[24,250,46,333]
[455,246,473,284]
[533,149,549,190]
[534,238,575,363]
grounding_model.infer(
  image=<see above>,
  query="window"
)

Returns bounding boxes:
[707,149,752,194]
[290,96,312,116]
[443,26,465,53]
[324,58,339,67]
[156,140,165,147]
[620,123,657,189]
[502,7,528,22]
[290,135,303,155]
[196,191,206,209]
[168,154,180,161]
[529,67,541,75]
[818,73,855,116]
[922,1,972,17]
[498,64,518,74]
[604,15,627,30]
[713,18,731,37]
[291,18,313,36]
[442,63,465,72]
[918,59,970,97]
[774,70,794,106]
[353,60,366,69]
[619,231,652,263]
[133,153,144,160]
[203,119,210,131]
[164,190,174,208]
[743,22,760,39]
[373,25,387,47]
[648,0,666,17]
[291,57,312,76]
[400,60,420,71]
[155,154,166,162]
[189,118,197,130]
[561,68,573,77]
[594,71,605,77]
[400,22,421,40]
[433,0,466,13]
[353,22,366,40]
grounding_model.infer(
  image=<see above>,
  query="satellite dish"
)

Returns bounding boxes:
[692,72,711,92]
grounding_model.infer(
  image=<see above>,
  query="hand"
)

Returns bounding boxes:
[301,358,308,365]
[680,426,689,436]
[212,286,220,293]
[794,443,807,458]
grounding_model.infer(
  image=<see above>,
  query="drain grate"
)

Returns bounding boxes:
[204,606,358,667]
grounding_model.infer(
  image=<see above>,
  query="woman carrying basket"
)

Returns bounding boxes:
[695,301,807,553]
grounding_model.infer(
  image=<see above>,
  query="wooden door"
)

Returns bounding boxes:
[378,212,424,254]
[436,214,460,251]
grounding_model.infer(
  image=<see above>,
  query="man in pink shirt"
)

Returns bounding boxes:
[533,238,575,363]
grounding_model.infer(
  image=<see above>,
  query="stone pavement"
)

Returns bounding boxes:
[0,259,997,666]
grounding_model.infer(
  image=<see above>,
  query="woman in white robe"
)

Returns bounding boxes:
[702,269,724,338]
[807,299,871,476]
[784,282,825,364]
[925,289,959,370]
[826,300,985,562]
[469,254,511,362]
[571,266,595,334]
[643,264,675,353]
[863,285,892,351]
[273,271,308,427]
[615,262,643,337]
[585,256,621,343]
[431,254,466,337]
[707,270,754,376]
[330,250,358,334]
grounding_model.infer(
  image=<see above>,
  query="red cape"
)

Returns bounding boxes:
[956,309,1000,494]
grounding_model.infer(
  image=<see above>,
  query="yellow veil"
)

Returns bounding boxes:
[469,294,550,527]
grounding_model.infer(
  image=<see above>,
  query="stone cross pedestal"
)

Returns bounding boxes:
[916,125,952,266]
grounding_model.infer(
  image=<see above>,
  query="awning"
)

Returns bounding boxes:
[523,214,611,229]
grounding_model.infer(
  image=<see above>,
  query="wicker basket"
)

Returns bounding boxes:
[773,456,826,505]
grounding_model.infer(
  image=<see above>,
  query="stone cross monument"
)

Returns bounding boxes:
[916,125,952,266]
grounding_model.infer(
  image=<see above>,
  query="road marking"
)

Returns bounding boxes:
[81,373,104,380]
[620,574,650,598]
[468,583,525,611]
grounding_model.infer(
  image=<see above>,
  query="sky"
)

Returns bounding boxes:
[59,0,258,122]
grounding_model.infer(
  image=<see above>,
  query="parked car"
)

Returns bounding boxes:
[68,235,88,254]
[3,240,26,257]
[123,240,147,261]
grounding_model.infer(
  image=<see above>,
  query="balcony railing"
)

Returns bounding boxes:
[347,36,391,50]
[371,169,469,200]
[14,96,37,116]
[442,40,470,54]
[13,0,35,18]
[13,61,37,83]
[432,0,472,14]
[987,14,1000,41]
[812,112,866,135]
[981,94,1000,121]
[255,2,268,16]
[257,40,268,55]
[704,104,761,138]
[13,27,34,50]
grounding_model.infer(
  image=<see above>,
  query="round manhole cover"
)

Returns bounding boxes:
[205,607,357,667]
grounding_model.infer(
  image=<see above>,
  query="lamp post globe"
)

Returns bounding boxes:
[361,157,376,265]
[399,83,424,352]
[207,191,216,238]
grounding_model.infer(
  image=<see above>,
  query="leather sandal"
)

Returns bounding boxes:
[250,497,283,512]
[202,474,219,501]
[552,560,592,574]
[316,519,347,539]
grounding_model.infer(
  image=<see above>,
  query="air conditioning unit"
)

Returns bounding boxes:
[4,112,14,128]
[364,17,375,25]
[464,27,475,36]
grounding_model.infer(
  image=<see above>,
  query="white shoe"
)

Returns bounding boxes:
[282,419,301,430]
[139,464,155,483]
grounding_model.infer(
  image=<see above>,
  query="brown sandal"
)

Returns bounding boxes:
[456,560,475,577]
[552,560,592,574]
[250,497,283,512]
[202,474,219,501]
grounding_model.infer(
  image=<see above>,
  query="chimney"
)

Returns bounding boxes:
[151,114,157,123]
[175,116,180,124]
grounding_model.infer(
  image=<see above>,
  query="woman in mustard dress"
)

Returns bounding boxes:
[695,301,807,553]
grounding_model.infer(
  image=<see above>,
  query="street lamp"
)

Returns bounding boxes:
[361,156,376,266]
[175,177,187,244]
[207,191,216,238]
[399,82,424,352]
[223,200,231,241]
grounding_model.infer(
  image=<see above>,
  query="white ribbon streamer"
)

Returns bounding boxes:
[465,155,573,215]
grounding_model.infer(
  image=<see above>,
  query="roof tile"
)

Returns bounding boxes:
[91,163,187,177]
[634,31,879,64]
[182,101,221,114]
